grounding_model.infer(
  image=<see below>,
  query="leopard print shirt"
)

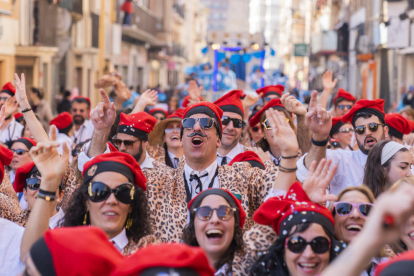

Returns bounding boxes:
[60,165,82,212]
[146,144,166,164]
[0,173,29,226]
[124,234,160,256]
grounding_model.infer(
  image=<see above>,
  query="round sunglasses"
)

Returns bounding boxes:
[87,182,135,204]
[25,178,41,190]
[333,202,374,217]
[354,123,384,135]
[285,236,331,254]
[12,149,29,156]
[193,205,236,221]
[181,118,216,130]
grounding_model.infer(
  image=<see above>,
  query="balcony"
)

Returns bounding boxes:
[167,43,186,58]
[173,3,185,19]
[34,0,59,46]
[58,0,83,22]
[311,30,338,56]
[120,3,159,43]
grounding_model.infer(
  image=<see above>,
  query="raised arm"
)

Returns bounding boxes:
[242,93,261,121]
[14,73,49,143]
[318,70,337,109]
[20,126,69,259]
[87,89,116,158]
[130,89,158,114]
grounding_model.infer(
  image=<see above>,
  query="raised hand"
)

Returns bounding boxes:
[322,70,338,91]
[305,91,332,140]
[265,108,299,156]
[242,93,261,109]
[303,159,338,204]
[14,73,31,110]
[0,106,6,129]
[188,80,202,100]
[90,89,116,131]
[29,126,69,190]
[281,93,307,116]
[139,89,158,107]
[4,96,19,117]
[251,147,271,162]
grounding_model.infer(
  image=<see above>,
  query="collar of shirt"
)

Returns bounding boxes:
[49,208,65,229]
[270,153,281,163]
[110,228,129,252]
[9,170,15,183]
[357,149,368,167]
[184,160,218,184]
[217,143,244,162]
[140,151,155,169]
[167,150,178,161]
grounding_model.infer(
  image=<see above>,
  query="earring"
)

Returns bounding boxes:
[83,212,88,225]
[126,213,132,230]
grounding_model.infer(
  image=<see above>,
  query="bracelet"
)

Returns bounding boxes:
[21,108,32,113]
[278,164,298,173]
[37,189,56,202]
[311,135,329,147]
[281,154,299,159]
[5,115,11,120]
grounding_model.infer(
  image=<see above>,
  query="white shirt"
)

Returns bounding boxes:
[360,257,388,276]
[184,160,219,199]
[168,151,180,169]
[0,218,24,276]
[9,171,15,184]
[217,143,245,165]
[49,208,65,229]
[72,119,94,144]
[270,153,281,166]
[110,228,129,252]
[56,132,73,163]
[78,142,111,172]
[141,152,155,170]
[0,119,23,144]
[297,149,368,195]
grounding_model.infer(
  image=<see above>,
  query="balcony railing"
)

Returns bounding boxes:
[124,4,157,35]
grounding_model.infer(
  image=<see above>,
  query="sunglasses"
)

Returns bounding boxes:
[250,126,260,132]
[165,126,180,134]
[0,97,9,102]
[12,149,29,155]
[338,128,354,134]
[181,118,216,130]
[87,182,135,204]
[333,202,374,217]
[25,178,41,190]
[72,149,81,157]
[354,123,384,135]
[337,105,352,110]
[221,116,244,128]
[112,136,141,149]
[262,117,290,130]
[194,205,237,221]
[285,236,331,254]
[16,117,24,123]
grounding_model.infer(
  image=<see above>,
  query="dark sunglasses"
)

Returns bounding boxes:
[25,178,41,190]
[87,182,135,204]
[221,116,244,128]
[285,236,331,254]
[112,136,141,149]
[354,123,384,135]
[250,126,260,132]
[194,205,236,221]
[72,149,81,157]
[333,202,374,217]
[337,105,352,110]
[181,118,216,130]
[338,128,354,134]
[16,117,24,123]
[12,149,29,155]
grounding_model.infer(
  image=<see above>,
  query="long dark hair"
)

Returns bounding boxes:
[182,200,244,274]
[363,140,409,198]
[250,223,336,276]
[61,181,152,243]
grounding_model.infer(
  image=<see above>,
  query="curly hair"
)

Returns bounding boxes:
[61,182,152,243]
[250,223,336,276]
[182,203,244,274]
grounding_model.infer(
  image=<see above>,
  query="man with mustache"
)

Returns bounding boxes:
[296,92,388,195]
[71,96,94,144]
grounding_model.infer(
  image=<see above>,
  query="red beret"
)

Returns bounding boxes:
[341,99,385,126]
[14,137,37,151]
[107,142,118,152]
[1,82,16,96]
[229,151,265,170]
[39,226,124,276]
[111,243,215,276]
[73,96,91,107]
[182,95,203,108]
[82,152,147,191]
[333,88,356,105]
[0,146,13,184]
[375,250,414,276]
[117,112,157,140]
[149,108,168,118]
[50,112,73,130]
[183,101,224,138]
[329,116,346,137]
[14,162,37,193]
[410,120,414,132]
[213,89,245,117]
[253,181,334,235]
[14,113,23,120]
[256,85,284,98]
[168,108,185,119]
[188,188,246,228]
[385,113,412,136]
[249,98,290,127]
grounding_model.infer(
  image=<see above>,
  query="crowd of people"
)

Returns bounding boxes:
[2,70,414,276]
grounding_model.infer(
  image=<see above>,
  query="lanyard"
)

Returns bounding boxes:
[183,166,219,204]
[73,125,85,144]
[8,121,16,142]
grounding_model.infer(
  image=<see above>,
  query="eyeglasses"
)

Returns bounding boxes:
[181,118,216,130]
[165,126,180,133]
[354,123,384,135]
[87,182,135,204]
[25,178,41,190]
[72,149,81,157]
[337,105,352,110]
[338,128,354,134]
[12,149,29,155]
[112,136,141,149]
[0,97,9,102]
[285,236,331,254]
[221,116,244,128]
[193,205,237,221]
[333,202,374,217]
[16,117,24,123]
[264,96,279,102]
[250,126,260,132]
[262,117,290,130]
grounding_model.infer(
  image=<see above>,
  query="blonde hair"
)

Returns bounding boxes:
[399,106,414,120]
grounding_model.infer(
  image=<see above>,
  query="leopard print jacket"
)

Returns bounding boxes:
[124,235,160,256]
[146,144,167,164]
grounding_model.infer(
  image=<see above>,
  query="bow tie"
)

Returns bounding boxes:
[189,173,208,194]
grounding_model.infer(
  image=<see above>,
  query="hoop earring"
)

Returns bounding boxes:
[126,213,132,230]
[83,212,88,225]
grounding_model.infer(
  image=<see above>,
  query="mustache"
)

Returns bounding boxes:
[187,132,207,138]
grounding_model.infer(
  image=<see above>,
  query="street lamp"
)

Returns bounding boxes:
[211,43,220,50]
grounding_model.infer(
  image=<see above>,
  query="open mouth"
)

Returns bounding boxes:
[206,229,223,240]
[298,263,318,270]
[365,137,376,146]
[408,231,414,240]
[346,224,362,232]
[191,137,204,146]
[170,135,179,141]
